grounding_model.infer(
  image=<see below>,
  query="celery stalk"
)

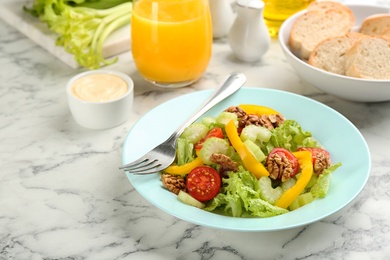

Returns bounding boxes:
[24,0,133,69]
[67,0,131,10]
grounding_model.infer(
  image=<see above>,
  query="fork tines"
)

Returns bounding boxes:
[120,158,163,174]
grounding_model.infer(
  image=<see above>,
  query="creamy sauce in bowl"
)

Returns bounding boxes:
[71,73,128,102]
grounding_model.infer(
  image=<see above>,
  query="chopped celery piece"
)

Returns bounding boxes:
[288,192,314,211]
[200,137,231,165]
[298,192,314,206]
[178,191,205,208]
[243,139,266,162]
[216,112,238,126]
[201,116,217,127]
[289,199,300,211]
[181,123,208,144]
[258,176,283,205]
[240,124,272,142]
[281,177,297,192]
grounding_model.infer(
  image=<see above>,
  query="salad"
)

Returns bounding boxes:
[160,104,341,218]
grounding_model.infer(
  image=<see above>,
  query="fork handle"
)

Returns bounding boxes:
[169,73,246,142]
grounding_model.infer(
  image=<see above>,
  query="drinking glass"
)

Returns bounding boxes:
[263,0,314,38]
[131,0,212,88]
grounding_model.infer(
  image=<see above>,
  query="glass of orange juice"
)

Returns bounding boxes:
[131,0,212,88]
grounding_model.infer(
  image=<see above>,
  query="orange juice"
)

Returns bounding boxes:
[264,0,314,38]
[131,0,212,87]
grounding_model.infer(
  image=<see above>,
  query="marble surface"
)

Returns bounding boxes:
[1,0,390,259]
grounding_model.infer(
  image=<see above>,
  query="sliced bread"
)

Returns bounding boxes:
[308,32,365,75]
[382,26,390,35]
[289,9,354,60]
[345,35,390,79]
[307,0,354,18]
[359,14,390,35]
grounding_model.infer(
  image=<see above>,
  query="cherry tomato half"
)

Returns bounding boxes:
[186,166,221,202]
[195,127,224,150]
[297,147,331,174]
[266,148,300,178]
[297,147,330,166]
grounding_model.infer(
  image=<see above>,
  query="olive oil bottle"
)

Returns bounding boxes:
[263,0,314,37]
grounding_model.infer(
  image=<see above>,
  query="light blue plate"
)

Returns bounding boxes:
[122,88,371,231]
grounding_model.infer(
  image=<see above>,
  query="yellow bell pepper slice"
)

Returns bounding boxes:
[164,157,204,176]
[238,104,281,115]
[225,120,269,179]
[274,151,313,209]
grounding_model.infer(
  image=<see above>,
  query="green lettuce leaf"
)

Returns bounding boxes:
[204,167,288,217]
[310,162,342,198]
[247,198,289,218]
[265,120,318,153]
[176,138,195,165]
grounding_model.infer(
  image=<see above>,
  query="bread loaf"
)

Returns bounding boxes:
[308,32,364,75]
[345,36,390,79]
[359,14,390,35]
[289,8,354,60]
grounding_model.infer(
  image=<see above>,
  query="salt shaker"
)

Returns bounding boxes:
[228,0,270,62]
[209,0,235,38]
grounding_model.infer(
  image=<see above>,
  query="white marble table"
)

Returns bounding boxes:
[1,0,390,259]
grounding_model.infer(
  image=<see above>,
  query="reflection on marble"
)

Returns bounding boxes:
[1,0,390,259]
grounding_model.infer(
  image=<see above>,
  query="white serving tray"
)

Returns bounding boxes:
[0,0,131,68]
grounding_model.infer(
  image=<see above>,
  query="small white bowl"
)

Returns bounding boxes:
[66,70,134,129]
[278,4,390,102]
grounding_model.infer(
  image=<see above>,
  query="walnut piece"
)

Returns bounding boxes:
[266,114,285,129]
[267,153,294,182]
[225,106,247,118]
[314,152,331,175]
[209,153,239,177]
[224,105,285,130]
[161,174,186,195]
[239,114,285,130]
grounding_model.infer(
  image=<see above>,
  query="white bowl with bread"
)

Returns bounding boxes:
[279,1,390,102]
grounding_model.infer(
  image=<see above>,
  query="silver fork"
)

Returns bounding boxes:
[120,73,246,175]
